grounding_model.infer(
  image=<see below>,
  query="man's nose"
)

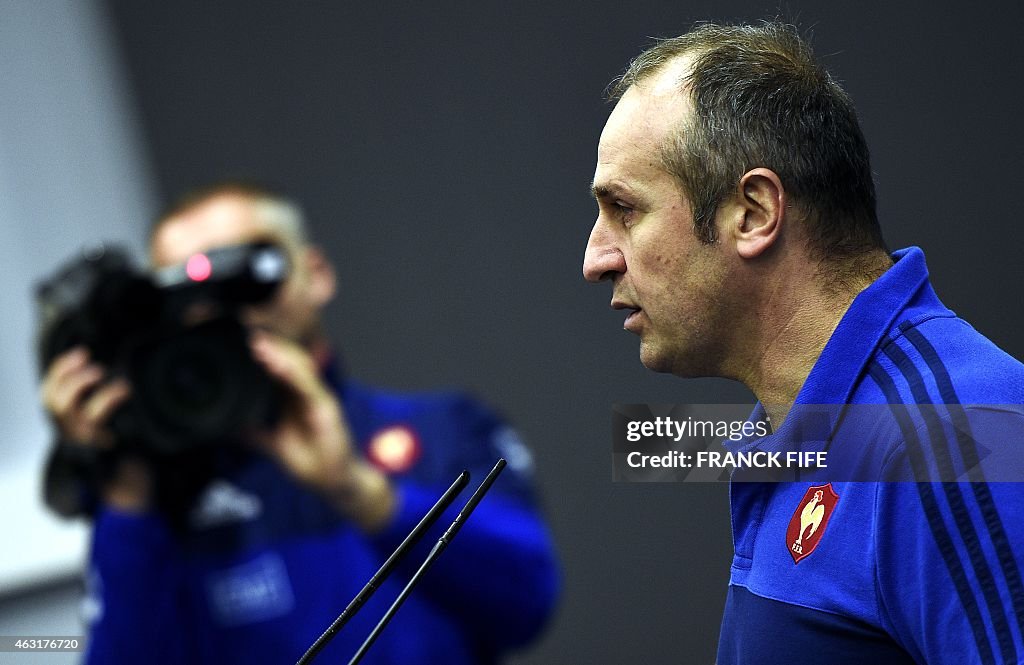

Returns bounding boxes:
[583,221,625,283]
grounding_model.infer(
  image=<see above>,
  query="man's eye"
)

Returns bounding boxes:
[615,201,635,224]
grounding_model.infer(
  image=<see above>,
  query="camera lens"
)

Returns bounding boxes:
[129,318,275,453]
[158,339,226,416]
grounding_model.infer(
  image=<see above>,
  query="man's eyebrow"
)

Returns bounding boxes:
[590,182,624,200]
[590,182,641,203]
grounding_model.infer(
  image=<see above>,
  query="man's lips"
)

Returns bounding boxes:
[611,300,642,332]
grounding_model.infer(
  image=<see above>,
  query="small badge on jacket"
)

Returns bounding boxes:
[786,483,840,564]
[367,425,422,474]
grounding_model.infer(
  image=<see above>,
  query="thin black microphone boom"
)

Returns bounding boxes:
[295,470,470,665]
[347,458,507,665]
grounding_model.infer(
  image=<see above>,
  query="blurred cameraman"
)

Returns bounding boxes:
[38,182,559,664]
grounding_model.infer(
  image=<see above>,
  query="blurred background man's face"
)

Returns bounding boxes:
[149,194,334,344]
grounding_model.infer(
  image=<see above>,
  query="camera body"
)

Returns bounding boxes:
[36,242,290,455]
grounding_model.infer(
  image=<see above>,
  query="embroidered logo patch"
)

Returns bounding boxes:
[206,553,295,626]
[367,425,422,474]
[786,483,839,564]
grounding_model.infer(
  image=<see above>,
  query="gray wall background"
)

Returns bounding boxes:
[0,1,154,662]
[5,1,1022,664]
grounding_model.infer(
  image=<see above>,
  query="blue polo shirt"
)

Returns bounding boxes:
[718,247,1024,664]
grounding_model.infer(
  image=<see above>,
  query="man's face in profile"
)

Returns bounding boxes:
[584,65,730,377]
[150,194,332,344]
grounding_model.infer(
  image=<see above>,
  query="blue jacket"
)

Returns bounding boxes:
[84,369,559,664]
[718,247,1024,664]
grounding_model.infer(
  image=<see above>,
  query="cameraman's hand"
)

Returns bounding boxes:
[40,347,150,512]
[250,332,396,533]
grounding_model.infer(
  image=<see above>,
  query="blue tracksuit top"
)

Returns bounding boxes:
[83,367,560,664]
[717,247,1024,664]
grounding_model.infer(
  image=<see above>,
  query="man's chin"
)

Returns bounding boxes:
[638,342,674,374]
[639,341,707,377]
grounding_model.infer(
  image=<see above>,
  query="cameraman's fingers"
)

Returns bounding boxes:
[250,332,327,402]
[47,347,90,384]
[81,379,131,429]
[42,362,105,418]
[40,347,88,406]
[62,380,131,448]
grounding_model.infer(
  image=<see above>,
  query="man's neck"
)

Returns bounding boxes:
[731,251,892,427]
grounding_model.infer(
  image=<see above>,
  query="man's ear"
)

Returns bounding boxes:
[731,168,786,260]
[304,245,337,306]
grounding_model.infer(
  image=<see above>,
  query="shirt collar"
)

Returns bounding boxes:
[728,246,933,450]
[792,246,929,407]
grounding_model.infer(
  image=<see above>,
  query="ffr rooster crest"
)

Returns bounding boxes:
[786,483,840,564]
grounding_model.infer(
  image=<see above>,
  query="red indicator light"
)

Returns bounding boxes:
[186,254,212,281]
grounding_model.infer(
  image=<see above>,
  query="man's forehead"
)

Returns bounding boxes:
[150,194,280,266]
[595,60,693,192]
[642,53,696,97]
[600,57,694,148]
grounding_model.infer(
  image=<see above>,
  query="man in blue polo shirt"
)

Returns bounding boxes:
[583,22,1024,664]
[40,182,559,663]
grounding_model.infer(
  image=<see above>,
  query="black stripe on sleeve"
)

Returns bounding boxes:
[904,326,1024,651]
[868,362,996,665]
[883,342,1016,664]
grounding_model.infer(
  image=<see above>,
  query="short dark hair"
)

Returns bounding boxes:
[609,21,884,259]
